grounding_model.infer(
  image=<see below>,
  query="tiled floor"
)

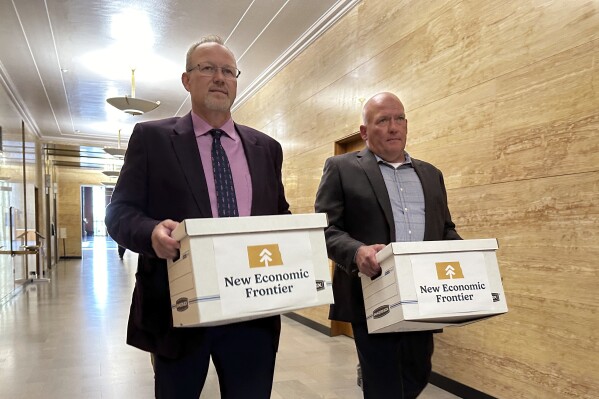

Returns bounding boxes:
[0,236,460,398]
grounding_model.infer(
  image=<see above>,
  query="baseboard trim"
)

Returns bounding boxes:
[284,312,331,336]
[430,372,496,399]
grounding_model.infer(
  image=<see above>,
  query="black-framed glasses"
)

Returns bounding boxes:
[187,63,241,79]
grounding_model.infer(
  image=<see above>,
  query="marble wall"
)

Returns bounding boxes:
[233,0,599,397]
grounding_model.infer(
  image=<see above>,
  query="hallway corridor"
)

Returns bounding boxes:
[0,237,459,398]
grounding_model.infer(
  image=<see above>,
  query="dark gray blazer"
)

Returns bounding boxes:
[105,113,290,358]
[314,148,460,322]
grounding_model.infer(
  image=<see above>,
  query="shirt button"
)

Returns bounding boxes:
[409,230,412,234]
[404,208,408,212]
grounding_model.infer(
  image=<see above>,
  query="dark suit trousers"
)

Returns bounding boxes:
[351,322,434,399]
[154,318,279,399]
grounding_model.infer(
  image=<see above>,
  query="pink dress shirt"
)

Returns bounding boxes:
[191,112,252,217]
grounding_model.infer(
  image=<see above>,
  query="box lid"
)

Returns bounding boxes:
[376,238,498,263]
[172,213,328,240]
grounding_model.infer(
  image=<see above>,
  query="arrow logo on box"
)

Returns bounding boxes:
[445,265,456,279]
[247,244,283,268]
[435,261,464,280]
[260,248,273,266]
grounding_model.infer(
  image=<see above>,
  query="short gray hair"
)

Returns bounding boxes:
[185,35,233,71]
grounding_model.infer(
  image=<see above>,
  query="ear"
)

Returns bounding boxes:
[181,72,190,92]
[359,125,368,141]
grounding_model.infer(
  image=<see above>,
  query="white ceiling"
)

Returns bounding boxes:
[0,0,359,154]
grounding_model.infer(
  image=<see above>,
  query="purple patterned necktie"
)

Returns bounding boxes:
[210,129,239,217]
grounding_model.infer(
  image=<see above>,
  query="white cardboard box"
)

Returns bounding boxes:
[362,239,508,333]
[167,213,333,327]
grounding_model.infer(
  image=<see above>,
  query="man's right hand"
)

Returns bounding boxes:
[151,219,181,259]
[355,244,386,277]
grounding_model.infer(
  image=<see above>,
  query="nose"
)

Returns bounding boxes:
[389,120,400,133]
[212,68,226,82]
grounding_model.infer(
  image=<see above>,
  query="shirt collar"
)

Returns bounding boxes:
[191,112,238,141]
[374,151,413,168]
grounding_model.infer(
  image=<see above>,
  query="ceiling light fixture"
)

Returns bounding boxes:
[101,170,120,178]
[103,129,126,158]
[106,68,160,116]
[101,161,121,178]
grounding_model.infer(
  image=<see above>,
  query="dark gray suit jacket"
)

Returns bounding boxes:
[105,113,290,358]
[315,148,460,322]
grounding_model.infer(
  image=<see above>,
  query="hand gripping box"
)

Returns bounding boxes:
[167,213,333,327]
[361,239,507,333]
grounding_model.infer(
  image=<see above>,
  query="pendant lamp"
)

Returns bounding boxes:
[101,170,120,178]
[106,69,160,115]
[101,161,121,178]
[103,129,126,158]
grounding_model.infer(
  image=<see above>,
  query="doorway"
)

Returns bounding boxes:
[80,185,111,248]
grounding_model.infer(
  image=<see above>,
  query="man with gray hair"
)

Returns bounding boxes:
[106,35,290,398]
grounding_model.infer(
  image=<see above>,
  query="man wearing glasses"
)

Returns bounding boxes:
[106,35,290,398]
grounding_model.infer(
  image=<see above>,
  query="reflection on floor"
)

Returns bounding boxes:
[0,236,460,398]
